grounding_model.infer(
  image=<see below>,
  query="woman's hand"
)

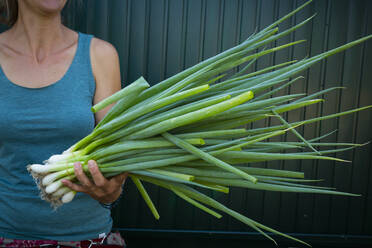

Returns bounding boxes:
[62,160,128,204]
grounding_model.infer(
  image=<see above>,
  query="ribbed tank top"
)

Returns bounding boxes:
[0,32,112,240]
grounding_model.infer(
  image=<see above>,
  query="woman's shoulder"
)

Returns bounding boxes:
[90,37,118,62]
[90,36,120,78]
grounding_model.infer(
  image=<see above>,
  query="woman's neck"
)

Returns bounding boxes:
[8,7,66,64]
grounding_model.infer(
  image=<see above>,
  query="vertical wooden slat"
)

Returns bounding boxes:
[264,0,286,229]
[92,0,109,40]
[216,0,241,231]
[252,0,277,229]
[243,0,265,228]
[183,0,203,69]
[134,4,158,228]
[362,4,372,235]
[186,0,210,230]
[329,0,365,234]
[141,0,151,80]
[146,0,167,84]
[318,0,349,233]
[153,0,185,230]
[237,0,260,233]
[108,0,128,85]
[171,0,193,230]
[114,0,148,229]
[263,0,291,231]
[240,0,260,233]
[208,0,231,232]
[347,0,372,235]
[278,0,303,233]
[121,0,132,86]
[196,0,225,231]
[127,0,148,82]
[293,0,325,234]
[85,0,96,34]
[294,0,319,234]
[202,0,222,60]
[310,0,332,234]
[226,1,246,233]
[288,2,313,232]
[73,1,87,33]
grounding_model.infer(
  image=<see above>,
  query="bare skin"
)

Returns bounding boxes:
[0,0,127,204]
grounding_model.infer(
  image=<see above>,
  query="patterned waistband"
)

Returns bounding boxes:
[0,232,126,248]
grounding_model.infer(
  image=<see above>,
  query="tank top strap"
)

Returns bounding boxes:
[75,32,94,64]
[67,32,96,97]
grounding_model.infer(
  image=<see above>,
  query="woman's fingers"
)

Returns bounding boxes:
[88,160,108,187]
[73,162,93,187]
[61,179,85,193]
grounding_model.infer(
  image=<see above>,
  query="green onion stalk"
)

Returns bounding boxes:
[27,1,372,246]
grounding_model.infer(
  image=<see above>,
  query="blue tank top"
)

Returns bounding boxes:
[0,32,112,241]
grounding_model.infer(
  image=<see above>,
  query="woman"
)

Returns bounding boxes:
[0,0,127,247]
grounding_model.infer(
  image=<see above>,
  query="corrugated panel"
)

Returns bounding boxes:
[64,0,372,242]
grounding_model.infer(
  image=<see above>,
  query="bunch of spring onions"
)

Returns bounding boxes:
[28,1,372,246]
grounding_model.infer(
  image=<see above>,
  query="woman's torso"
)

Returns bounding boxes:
[0,31,112,241]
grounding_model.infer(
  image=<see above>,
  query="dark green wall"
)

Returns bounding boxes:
[64,0,372,247]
